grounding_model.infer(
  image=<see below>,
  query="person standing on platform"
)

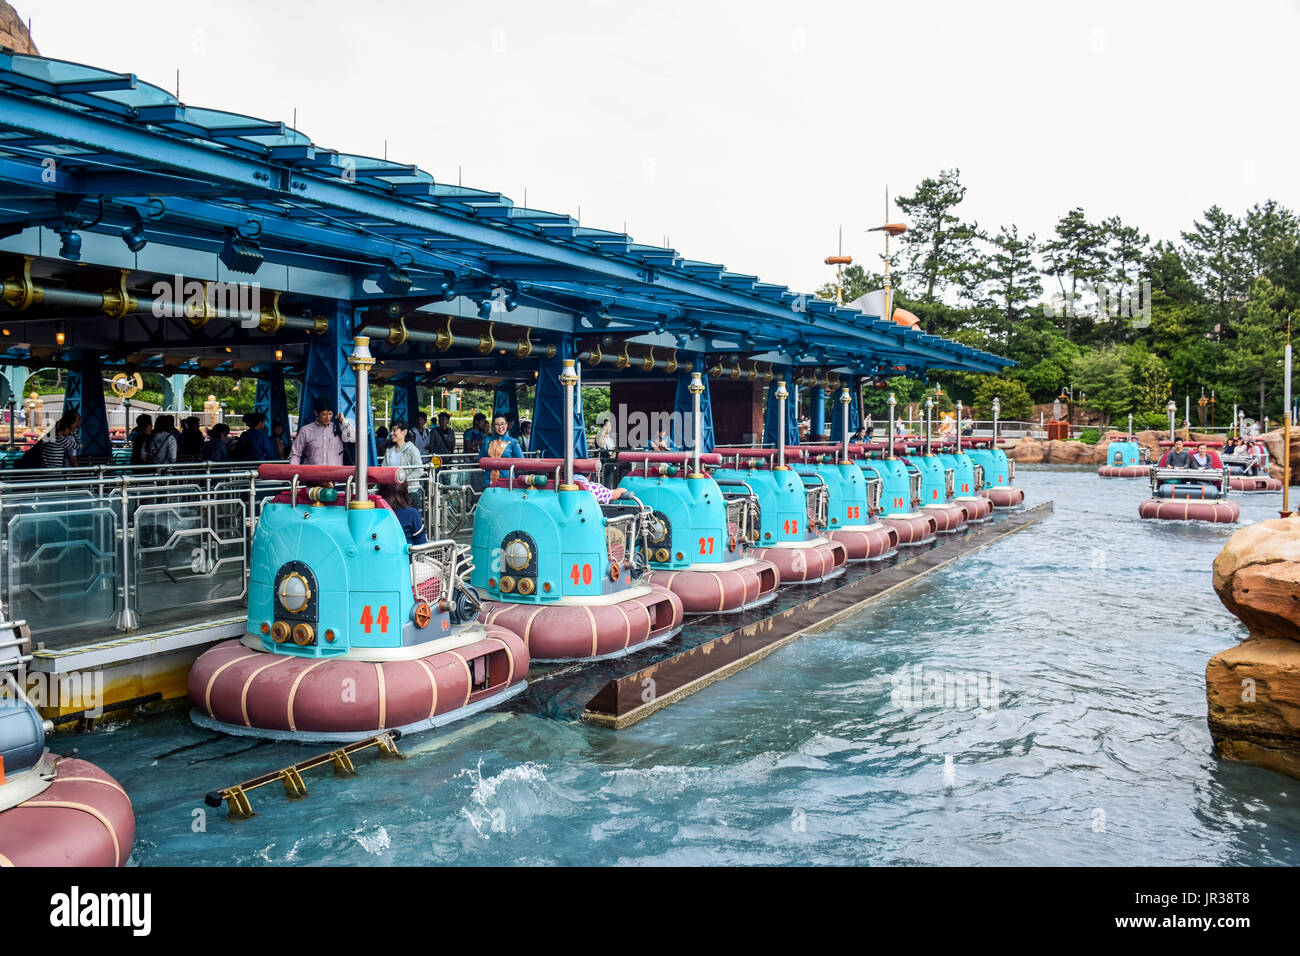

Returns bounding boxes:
[270,421,288,459]
[42,412,80,468]
[463,413,489,455]
[518,420,532,452]
[481,415,523,482]
[410,412,432,456]
[129,413,152,465]
[234,412,275,462]
[429,411,457,456]
[289,401,345,466]
[179,416,205,460]
[202,423,232,462]
[146,414,178,465]
[382,419,425,484]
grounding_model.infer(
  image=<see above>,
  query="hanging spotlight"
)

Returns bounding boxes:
[219,227,263,274]
[55,321,66,347]
[377,265,413,296]
[57,229,81,261]
[119,210,148,252]
[424,361,432,371]
[274,348,284,361]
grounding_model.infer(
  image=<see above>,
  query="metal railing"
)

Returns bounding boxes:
[724,494,758,545]
[865,477,882,517]
[0,465,291,648]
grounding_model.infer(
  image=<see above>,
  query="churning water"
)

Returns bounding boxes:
[65,466,1300,865]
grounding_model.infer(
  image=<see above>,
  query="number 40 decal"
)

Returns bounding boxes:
[359,605,390,634]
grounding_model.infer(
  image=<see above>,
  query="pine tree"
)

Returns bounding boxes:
[1042,208,1109,342]
[1180,205,1250,329]
[893,169,982,305]
[977,225,1041,346]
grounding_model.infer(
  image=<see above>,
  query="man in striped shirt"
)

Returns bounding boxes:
[41,412,80,468]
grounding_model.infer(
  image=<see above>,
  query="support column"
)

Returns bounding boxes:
[533,337,587,459]
[254,364,292,445]
[493,382,519,430]
[65,351,110,459]
[392,372,418,425]
[163,373,191,414]
[673,356,715,451]
[810,385,826,437]
[300,302,374,465]
[762,375,799,448]
[829,377,862,442]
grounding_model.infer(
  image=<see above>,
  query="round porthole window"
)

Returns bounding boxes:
[278,572,311,614]
[504,539,531,571]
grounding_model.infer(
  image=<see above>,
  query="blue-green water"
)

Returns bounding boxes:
[64,466,1300,865]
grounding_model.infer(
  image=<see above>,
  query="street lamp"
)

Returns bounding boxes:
[991,397,1001,445]
[1167,400,1177,440]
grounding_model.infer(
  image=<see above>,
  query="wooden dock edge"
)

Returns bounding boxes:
[583,501,1054,729]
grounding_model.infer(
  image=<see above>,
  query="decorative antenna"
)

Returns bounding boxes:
[825,224,852,306]
[868,188,906,324]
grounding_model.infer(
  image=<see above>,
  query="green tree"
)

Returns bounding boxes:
[1124,344,1172,416]
[1180,205,1250,329]
[1072,345,1135,425]
[976,225,1041,346]
[1002,314,1081,401]
[894,169,982,304]
[1042,207,1110,341]
[1223,278,1292,419]
[972,375,1033,420]
[814,263,884,305]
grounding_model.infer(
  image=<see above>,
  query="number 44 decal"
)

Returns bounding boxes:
[359,605,390,634]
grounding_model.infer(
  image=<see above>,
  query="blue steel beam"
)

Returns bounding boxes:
[0,64,1009,374]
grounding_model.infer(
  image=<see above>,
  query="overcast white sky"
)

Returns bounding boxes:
[17,0,1300,293]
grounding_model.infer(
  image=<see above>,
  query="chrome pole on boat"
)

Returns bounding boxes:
[689,371,705,478]
[992,397,1000,446]
[775,378,789,469]
[955,400,962,455]
[925,397,933,456]
[348,336,375,509]
[840,387,852,462]
[560,359,579,490]
[887,392,897,458]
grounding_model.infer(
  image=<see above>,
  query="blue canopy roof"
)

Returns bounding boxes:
[0,52,1011,377]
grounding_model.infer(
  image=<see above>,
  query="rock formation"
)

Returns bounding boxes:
[1209,518,1300,780]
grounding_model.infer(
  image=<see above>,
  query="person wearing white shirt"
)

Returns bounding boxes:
[409,412,432,455]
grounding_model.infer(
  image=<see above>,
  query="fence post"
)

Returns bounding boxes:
[115,475,138,631]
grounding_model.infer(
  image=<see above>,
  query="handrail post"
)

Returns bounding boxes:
[840,387,852,462]
[115,476,138,630]
[887,392,897,458]
[347,336,375,508]
[775,378,789,469]
[925,397,933,456]
[559,359,579,489]
[689,372,705,477]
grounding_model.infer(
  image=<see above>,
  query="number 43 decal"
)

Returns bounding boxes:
[359,605,390,633]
